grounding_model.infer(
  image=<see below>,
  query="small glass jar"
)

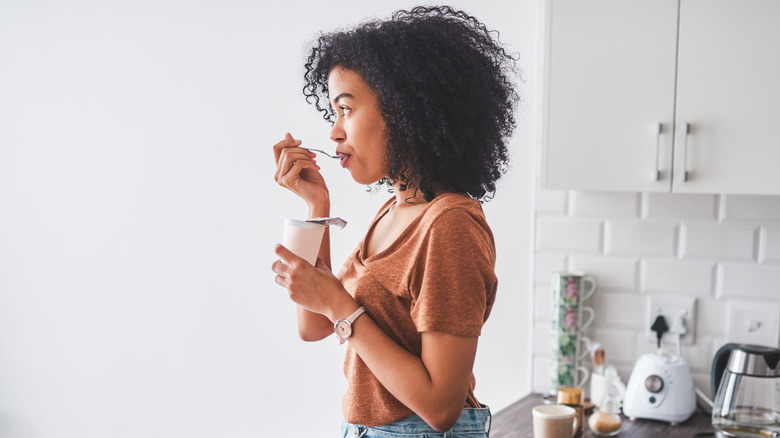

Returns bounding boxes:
[557,387,584,438]
[588,395,622,436]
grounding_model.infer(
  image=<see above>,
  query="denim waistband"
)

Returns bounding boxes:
[343,406,491,437]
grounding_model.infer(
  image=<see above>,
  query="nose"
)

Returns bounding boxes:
[329,117,346,144]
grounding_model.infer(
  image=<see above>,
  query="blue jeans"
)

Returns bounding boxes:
[341,406,491,437]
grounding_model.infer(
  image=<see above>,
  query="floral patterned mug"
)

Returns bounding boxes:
[551,272,596,334]
[548,332,592,392]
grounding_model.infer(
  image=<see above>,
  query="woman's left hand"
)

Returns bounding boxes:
[272,244,350,319]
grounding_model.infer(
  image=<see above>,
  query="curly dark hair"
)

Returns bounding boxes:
[303,5,520,202]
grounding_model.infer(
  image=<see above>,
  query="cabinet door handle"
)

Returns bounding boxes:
[681,122,690,182]
[653,122,662,181]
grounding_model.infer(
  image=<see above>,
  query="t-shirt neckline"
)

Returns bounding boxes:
[360,192,462,263]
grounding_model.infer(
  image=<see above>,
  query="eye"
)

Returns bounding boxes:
[339,106,352,117]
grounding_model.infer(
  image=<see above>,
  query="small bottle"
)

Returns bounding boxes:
[592,347,605,375]
[558,387,584,438]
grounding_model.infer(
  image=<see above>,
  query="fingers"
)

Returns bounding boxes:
[273,135,319,186]
[272,247,296,288]
[276,160,321,189]
[274,158,321,193]
[273,133,301,163]
[274,243,305,267]
[272,133,315,164]
[272,244,313,291]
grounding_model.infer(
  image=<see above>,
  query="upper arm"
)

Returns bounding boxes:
[410,208,497,337]
[420,331,479,427]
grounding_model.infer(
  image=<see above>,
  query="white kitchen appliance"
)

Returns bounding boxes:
[623,351,696,425]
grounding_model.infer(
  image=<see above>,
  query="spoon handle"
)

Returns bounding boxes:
[303,147,341,159]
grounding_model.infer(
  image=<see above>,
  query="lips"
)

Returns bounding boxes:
[338,154,351,168]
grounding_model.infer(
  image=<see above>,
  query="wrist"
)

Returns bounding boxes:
[307,198,330,219]
[327,294,360,323]
[334,306,366,344]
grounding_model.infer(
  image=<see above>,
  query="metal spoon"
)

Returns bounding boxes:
[303,147,341,159]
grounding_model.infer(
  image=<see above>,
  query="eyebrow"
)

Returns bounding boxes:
[332,92,354,104]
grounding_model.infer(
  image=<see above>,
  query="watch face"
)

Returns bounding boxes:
[335,321,351,339]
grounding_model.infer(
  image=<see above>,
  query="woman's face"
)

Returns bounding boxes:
[328,67,388,185]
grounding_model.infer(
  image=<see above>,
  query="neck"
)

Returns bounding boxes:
[392,182,428,206]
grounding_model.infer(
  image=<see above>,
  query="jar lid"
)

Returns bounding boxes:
[557,387,584,404]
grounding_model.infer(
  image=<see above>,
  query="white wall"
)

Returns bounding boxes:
[0,1,537,437]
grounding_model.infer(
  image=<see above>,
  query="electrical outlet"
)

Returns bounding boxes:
[646,296,697,346]
[728,300,780,347]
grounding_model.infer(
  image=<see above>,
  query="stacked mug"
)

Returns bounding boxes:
[549,271,596,394]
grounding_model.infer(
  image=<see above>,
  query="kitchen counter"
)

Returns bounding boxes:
[491,393,714,438]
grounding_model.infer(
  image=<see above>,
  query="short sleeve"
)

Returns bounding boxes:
[409,208,497,336]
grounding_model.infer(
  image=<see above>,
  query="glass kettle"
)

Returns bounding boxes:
[711,343,780,438]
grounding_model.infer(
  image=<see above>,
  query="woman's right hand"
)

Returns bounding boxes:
[273,133,329,208]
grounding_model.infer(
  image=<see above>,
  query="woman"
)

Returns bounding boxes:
[271,6,519,437]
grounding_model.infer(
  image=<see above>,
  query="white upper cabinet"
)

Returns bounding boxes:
[540,0,780,194]
[673,0,780,194]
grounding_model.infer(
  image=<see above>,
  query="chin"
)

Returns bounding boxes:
[349,172,383,186]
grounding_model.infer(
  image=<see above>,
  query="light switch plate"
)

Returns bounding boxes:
[728,300,780,347]
[646,296,697,346]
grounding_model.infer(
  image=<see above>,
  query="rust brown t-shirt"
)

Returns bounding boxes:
[338,192,498,426]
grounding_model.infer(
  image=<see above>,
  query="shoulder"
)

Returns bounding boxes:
[416,193,495,256]
[422,193,490,232]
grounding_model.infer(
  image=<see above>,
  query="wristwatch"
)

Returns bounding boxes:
[334,307,366,344]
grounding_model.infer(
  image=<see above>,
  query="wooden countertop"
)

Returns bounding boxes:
[491,393,714,438]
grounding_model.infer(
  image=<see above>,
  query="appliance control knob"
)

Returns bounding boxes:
[644,375,664,393]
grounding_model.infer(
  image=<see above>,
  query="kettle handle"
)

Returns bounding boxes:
[712,343,738,398]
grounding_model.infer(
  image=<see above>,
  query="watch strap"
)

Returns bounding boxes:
[344,306,366,325]
[334,306,366,343]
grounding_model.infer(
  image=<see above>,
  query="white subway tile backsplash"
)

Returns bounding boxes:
[645,193,718,220]
[569,256,639,292]
[642,259,715,296]
[534,287,552,322]
[677,336,715,373]
[533,323,553,355]
[532,189,780,392]
[695,299,729,337]
[692,374,713,400]
[720,263,780,300]
[587,292,646,329]
[683,222,757,261]
[534,253,568,286]
[635,333,660,358]
[606,220,679,256]
[536,217,603,253]
[724,195,780,220]
[763,226,780,263]
[587,328,639,365]
[570,191,640,217]
[536,189,568,215]
[533,358,552,393]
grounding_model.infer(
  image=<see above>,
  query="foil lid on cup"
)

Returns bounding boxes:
[306,217,347,229]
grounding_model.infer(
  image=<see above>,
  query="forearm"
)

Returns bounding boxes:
[295,199,333,341]
[296,307,334,341]
[308,198,331,268]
